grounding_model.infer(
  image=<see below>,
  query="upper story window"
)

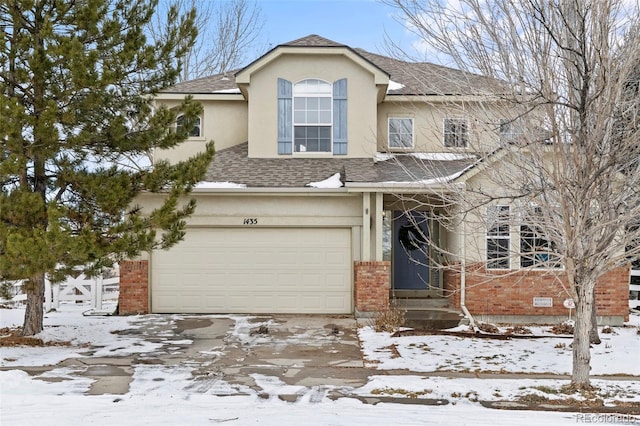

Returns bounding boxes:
[444,117,469,148]
[293,79,332,153]
[486,205,510,269]
[278,78,347,156]
[176,114,201,137]
[499,119,522,144]
[388,117,414,149]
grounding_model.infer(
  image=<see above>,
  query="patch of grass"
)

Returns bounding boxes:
[371,387,433,399]
[476,354,505,361]
[477,322,499,334]
[549,322,574,335]
[0,327,71,347]
[505,325,532,335]
[531,385,562,395]
[383,344,401,358]
[515,383,640,408]
[450,391,479,402]
[408,342,431,352]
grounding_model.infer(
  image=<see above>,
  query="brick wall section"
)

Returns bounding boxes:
[443,264,629,321]
[118,260,149,315]
[354,261,390,313]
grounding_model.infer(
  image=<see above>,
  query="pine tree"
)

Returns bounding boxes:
[0,0,214,335]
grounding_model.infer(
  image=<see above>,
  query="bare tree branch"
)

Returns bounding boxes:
[384,0,640,389]
[149,0,264,81]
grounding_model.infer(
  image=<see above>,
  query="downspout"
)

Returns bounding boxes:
[460,218,479,332]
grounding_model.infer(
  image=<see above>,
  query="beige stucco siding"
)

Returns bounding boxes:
[245,53,379,158]
[137,192,362,226]
[377,101,506,153]
[154,99,248,164]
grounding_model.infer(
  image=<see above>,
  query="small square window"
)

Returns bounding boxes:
[499,119,522,144]
[389,118,414,149]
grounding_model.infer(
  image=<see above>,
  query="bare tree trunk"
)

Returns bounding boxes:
[589,289,601,344]
[572,283,594,389]
[21,273,45,336]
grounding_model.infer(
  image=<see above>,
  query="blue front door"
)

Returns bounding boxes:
[393,211,430,290]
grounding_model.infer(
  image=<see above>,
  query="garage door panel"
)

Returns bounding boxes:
[152,228,352,313]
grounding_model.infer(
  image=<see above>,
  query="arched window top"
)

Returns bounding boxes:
[293,79,332,95]
[176,114,201,137]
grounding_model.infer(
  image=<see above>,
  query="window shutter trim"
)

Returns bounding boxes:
[333,79,347,155]
[278,78,293,155]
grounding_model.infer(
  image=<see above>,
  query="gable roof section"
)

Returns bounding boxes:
[234,34,389,86]
[203,143,476,188]
[160,34,505,97]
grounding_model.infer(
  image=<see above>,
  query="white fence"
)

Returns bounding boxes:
[1,269,119,312]
[630,268,640,309]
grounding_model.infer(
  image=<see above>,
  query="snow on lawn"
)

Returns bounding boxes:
[0,368,593,426]
[359,319,640,376]
[354,375,640,407]
[0,303,164,366]
[1,304,639,425]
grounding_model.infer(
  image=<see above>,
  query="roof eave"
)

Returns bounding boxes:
[345,181,466,193]
[190,187,351,194]
[383,94,504,102]
[155,93,245,101]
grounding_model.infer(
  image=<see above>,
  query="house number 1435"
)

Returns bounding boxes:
[243,218,258,225]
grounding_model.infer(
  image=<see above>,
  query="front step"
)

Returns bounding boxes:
[393,298,449,309]
[403,309,468,330]
[391,294,467,329]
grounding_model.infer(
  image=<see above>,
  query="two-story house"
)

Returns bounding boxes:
[119,35,629,325]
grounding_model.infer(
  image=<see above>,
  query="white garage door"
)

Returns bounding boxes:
[152,228,352,313]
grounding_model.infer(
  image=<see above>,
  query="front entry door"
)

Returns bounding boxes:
[393,211,430,290]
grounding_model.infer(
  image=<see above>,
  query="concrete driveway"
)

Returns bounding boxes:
[51,314,371,399]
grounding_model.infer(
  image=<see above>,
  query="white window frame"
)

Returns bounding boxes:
[176,114,202,138]
[486,205,510,270]
[388,117,414,150]
[443,117,469,148]
[519,207,561,269]
[292,79,333,154]
[499,118,522,144]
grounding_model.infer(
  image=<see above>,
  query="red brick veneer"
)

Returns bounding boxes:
[443,264,629,321]
[118,260,149,315]
[354,261,390,313]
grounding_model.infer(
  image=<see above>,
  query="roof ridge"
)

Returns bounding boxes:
[282,34,346,47]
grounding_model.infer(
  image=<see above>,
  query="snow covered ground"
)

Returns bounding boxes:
[1,303,638,426]
[359,322,640,376]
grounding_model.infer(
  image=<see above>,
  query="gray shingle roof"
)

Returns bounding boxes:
[354,49,506,96]
[282,34,346,48]
[204,143,476,187]
[161,34,505,96]
[160,72,240,94]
